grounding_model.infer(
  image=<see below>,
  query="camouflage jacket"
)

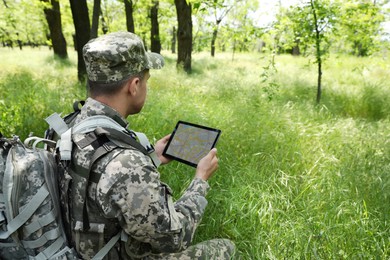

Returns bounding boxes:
[66,98,210,259]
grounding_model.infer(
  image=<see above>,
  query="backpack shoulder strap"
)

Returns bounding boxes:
[47,114,161,167]
[94,127,148,155]
[99,128,161,168]
[45,113,69,136]
[44,100,85,139]
[72,115,126,134]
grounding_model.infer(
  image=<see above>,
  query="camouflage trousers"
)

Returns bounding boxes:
[145,239,237,260]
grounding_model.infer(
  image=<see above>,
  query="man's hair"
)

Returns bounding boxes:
[87,70,147,97]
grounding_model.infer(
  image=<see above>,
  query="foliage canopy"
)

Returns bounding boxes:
[0,0,388,56]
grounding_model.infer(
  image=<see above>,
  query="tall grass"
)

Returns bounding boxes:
[0,47,389,259]
[0,47,85,138]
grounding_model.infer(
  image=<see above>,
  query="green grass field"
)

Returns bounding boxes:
[1,47,389,259]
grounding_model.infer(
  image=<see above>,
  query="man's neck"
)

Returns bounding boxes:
[93,95,128,118]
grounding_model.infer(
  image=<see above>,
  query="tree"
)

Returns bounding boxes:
[174,0,192,72]
[272,5,302,55]
[1,0,50,48]
[278,0,337,104]
[338,0,385,56]
[222,0,259,57]
[310,0,324,103]
[90,0,101,39]
[124,0,135,33]
[202,0,235,57]
[308,0,338,103]
[69,0,90,82]
[150,0,161,53]
[171,26,176,53]
[42,0,68,58]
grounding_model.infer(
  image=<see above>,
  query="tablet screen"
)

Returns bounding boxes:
[163,121,221,167]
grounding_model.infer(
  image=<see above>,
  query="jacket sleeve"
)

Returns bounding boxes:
[95,148,210,256]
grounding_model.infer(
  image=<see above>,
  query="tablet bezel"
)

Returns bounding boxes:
[162,121,221,167]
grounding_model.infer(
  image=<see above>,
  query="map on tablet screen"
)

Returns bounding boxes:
[163,121,221,167]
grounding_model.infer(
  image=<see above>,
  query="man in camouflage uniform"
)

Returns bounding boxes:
[65,31,236,259]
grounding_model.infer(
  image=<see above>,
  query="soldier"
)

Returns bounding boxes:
[64,31,237,259]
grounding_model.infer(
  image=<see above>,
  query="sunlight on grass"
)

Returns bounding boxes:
[0,47,389,259]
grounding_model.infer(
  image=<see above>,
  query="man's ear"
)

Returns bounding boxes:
[127,77,140,96]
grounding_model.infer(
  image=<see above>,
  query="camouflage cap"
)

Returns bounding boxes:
[83,31,164,83]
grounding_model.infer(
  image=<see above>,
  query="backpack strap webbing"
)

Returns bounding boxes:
[33,236,67,260]
[1,139,69,259]
[0,185,49,239]
[72,126,151,183]
[97,127,161,168]
[95,127,149,155]
[44,100,84,139]
[67,130,118,232]
[91,231,122,260]
[45,113,69,136]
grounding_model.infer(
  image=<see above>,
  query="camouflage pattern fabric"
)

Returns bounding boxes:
[146,239,237,260]
[66,98,236,259]
[0,138,29,259]
[0,136,78,260]
[83,31,164,83]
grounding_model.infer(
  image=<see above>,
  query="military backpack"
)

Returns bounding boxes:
[0,102,159,259]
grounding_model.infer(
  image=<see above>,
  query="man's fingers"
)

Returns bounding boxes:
[209,148,217,157]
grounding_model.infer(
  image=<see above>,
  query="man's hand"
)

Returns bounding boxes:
[195,148,219,181]
[154,134,172,165]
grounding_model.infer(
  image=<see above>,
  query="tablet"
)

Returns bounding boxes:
[163,121,221,167]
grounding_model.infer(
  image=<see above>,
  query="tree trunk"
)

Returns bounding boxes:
[232,39,236,61]
[90,0,101,39]
[310,0,322,104]
[42,0,68,59]
[211,27,218,57]
[316,59,322,104]
[100,11,108,34]
[171,26,176,53]
[150,0,161,53]
[69,0,90,82]
[174,0,192,73]
[291,45,300,56]
[124,0,135,33]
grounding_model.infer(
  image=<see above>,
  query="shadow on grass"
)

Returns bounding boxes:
[45,54,75,69]
[190,58,219,75]
[278,80,389,121]
[321,82,390,121]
